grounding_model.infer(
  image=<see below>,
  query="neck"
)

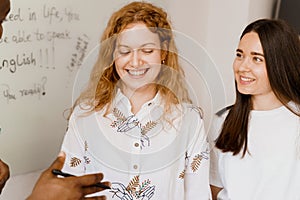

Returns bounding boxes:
[251,92,283,111]
[122,85,157,114]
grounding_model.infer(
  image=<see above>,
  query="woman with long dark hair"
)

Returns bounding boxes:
[210,18,300,200]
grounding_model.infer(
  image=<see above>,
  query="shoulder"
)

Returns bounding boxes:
[182,103,204,119]
[69,104,99,121]
[208,105,232,142]
[213,105,232,125]
[287,101,300,114]
[72,104,91,115]
[215,105,232,117]
[168,103,204,128]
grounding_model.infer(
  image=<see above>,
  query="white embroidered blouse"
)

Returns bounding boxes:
[61,90,211,199]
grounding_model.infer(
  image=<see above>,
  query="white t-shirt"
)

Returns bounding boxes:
[61,90,211,199]
[209,104,300,200]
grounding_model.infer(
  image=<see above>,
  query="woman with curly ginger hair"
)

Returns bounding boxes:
[61,1,210,199]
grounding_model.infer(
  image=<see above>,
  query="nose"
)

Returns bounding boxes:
[130,49,141,68]
[237,57,250,72]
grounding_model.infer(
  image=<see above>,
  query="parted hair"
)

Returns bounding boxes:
[215,19,300,156]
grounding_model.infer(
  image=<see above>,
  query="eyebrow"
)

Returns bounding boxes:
[236,49,264,57]
[117,42,158,48]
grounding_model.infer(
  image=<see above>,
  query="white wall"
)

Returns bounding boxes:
[167,0,276,108]
[0,0,276,199]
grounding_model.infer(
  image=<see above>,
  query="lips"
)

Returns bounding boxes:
[239,75,255,84]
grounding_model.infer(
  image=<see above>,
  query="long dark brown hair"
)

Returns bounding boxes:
[215,19,300,156]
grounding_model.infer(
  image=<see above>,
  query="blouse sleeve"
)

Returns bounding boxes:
[60,111,86,176]
[184,106,211,199]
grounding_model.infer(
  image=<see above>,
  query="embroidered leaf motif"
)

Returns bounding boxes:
[191,154,202,172]
[141,121,158,135]
[179,169,185,179]
[127,175,140,196]
[111,108,126,128]
[140,179,151,188]
[111,181,155,200]
[110,107,158,149]
[70,157,81,167]
[84,140,88,152]
[112,108,126,121]
[138,179,151,194]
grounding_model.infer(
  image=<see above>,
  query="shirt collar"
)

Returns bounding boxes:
[113,88,164,110]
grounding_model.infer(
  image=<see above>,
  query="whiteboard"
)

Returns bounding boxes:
[0,0,167,176]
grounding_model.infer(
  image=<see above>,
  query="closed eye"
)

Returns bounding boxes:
[117,47,131,55]
[141,48,154,54]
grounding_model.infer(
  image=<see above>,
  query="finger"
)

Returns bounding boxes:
[49,151,66,170]
[0,160,9,194]
[82,181,111,195]
[0,159,9,180]
[74,173,105,187]
[42,151,66,177]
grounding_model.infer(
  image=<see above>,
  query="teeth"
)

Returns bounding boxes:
[128,69,147,76]
[241,76,254,82]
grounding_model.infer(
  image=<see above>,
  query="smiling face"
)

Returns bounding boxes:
[233,32,277,104]
[113,23,163,97]
[0,0,10,38]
